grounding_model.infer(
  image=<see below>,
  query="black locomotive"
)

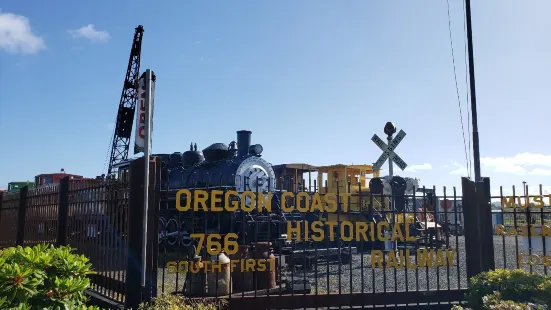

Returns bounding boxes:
[156,130,292,251]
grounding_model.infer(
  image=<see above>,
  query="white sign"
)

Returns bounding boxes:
[372,129,408,171]
[134,74,155,154]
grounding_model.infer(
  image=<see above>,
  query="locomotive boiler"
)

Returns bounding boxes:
[167,130,276,193]
[158,130,291,251]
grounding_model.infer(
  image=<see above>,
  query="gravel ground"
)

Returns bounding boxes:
[280,236,549,294]
[279,237,469,294]
[156,236,550,295]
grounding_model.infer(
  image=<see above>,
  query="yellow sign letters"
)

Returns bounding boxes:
[371,248,456,269]
[286,219,416,242]
[166,258,276,274]
[495,224,551,237]
[518,253,551,266]
[174,189,454,271]
[175,189,362,213]
[500,195,551,209]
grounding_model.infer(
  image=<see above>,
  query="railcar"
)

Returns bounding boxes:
[6,181,35,193]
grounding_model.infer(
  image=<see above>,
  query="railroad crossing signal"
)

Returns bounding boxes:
[371,129,408,172]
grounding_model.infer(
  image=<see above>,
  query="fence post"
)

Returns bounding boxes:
[16,186,29,246]
[462,176,496,282]
[145,156,161,300]
[0,192,3,226]
[461,177,481,280]
[126,157,146,309]
[57,177,70,246]
[126,156,159,308]
[476,177,495,272]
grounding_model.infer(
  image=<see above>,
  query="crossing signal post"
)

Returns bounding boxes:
[370,122,411,252]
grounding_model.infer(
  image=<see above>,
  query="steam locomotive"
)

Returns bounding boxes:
[155,130,291,250]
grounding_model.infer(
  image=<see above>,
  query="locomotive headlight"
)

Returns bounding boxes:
[249,144,263,156]
[235,157,276,196]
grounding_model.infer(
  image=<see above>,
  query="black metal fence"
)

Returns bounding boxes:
[491,185,551,275]
[1,158,549,310]
[0,177,131,304]
[154,175,470,309]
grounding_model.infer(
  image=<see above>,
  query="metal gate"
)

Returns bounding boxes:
[149,171,489,309]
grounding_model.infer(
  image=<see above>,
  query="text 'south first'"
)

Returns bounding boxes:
[166,249,458,274]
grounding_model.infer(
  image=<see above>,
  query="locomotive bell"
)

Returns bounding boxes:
[249,144,263,156]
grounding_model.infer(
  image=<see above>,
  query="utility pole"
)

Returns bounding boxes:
[465,0,482,181]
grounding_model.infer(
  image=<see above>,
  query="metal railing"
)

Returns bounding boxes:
[0,177,130,304]
[2,162,549,309]
[155,174,469,309]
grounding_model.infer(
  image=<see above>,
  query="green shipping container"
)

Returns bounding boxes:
[7,181,35,193]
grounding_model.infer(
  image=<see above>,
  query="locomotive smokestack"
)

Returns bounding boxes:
[237,130,252,158]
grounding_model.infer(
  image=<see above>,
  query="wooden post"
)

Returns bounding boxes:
[125,156,162,308]
[461,177,481,280]
[476,177,495,272]
[16,186,29,246]
[57,177,70,246]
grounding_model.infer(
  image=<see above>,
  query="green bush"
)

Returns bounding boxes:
[452,291,546,310]
[464,269,550,310]
[481,292,546,310]
[137,294,228,310]
[0,244,100,310]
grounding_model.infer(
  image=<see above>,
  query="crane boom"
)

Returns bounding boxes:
[107,25,145,177]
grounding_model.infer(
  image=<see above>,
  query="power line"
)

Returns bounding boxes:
[446,0,471,178]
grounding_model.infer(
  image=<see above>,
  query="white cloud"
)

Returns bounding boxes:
[405,163,432,172]
[0,12,45,54]
[449,161,468,175]
[68,24,110,43]
[481,153,551,176]
[529,168,551,176]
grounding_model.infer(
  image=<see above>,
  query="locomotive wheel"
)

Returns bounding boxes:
[158,217,167,244]
[179,230,192,247]
[166,217,180,246]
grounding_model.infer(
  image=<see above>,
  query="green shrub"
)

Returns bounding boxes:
[137,293,228,310]
[465,269,550,310]
[536,278,551,306]
[0,244,100,310]
[481,292,546,310]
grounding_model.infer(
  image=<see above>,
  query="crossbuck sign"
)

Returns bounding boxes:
[371,129,408,172]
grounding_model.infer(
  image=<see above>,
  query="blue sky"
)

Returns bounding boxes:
[1,0,550,196]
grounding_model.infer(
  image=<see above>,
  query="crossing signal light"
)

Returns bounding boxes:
[369,178,384,195]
